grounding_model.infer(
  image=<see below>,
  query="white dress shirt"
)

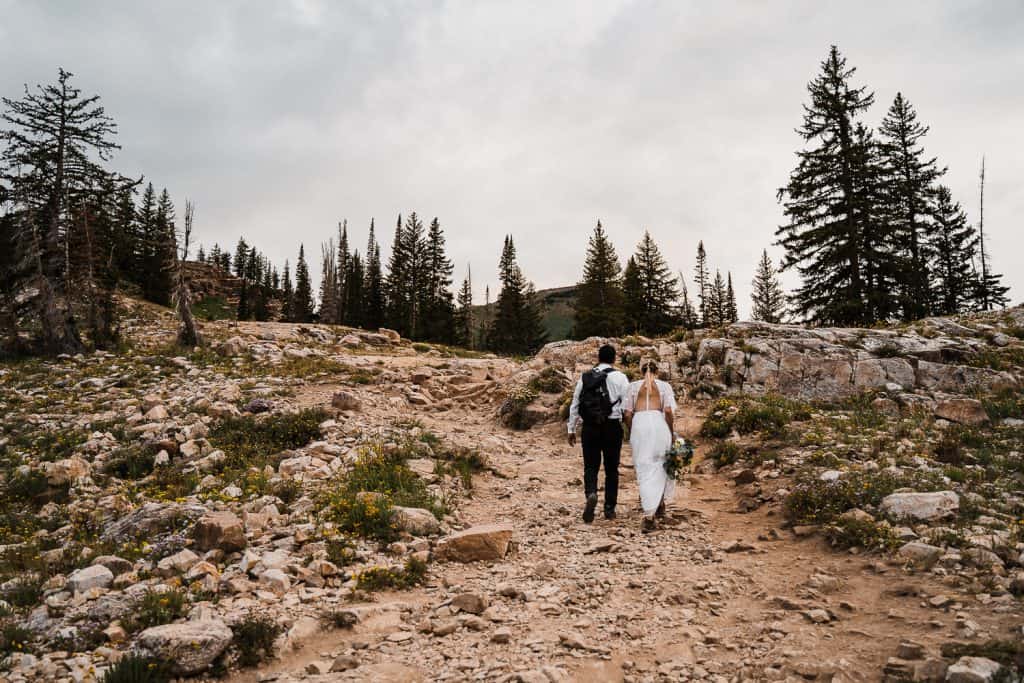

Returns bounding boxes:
[567,363,630,433]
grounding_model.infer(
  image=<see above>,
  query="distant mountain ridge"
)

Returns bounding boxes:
[472,285,578,342]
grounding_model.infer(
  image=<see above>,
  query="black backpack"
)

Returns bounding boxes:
[579,367,620,426]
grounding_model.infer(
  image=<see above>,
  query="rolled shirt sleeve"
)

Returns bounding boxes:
[567,379,583,433]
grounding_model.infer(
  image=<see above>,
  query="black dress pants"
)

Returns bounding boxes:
[581,419,623,512]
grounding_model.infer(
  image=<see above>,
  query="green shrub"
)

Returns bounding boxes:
[320,491,397,543]
[355,556,428,591]
[499,383,540,430]
[324,609,358,629]
[191,296,236,322]
[700,395,810,439]
[343,446,441,513]
[412,343,432,353]
[784,468,947,525]
[709,442,741,467]
[0,577,42,608]
[528,367,567,394]
[101,655,172,683]
[0,622,34,658]
[874,342,901,358]
[103,446,156,480]
[325,536,358,567]
[231,612,282,668]
[270,479,303,506]
[209,409,326,473]
[824,516,898,552]
[434,445,486,491]
[124,588,190,633]
[983,389,1024,421]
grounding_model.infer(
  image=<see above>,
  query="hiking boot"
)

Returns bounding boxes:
[641,517,656,534]
[583,493,598,523]
[604,509,616,520]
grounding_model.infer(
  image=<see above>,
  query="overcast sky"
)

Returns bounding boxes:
[2,0,1021,314]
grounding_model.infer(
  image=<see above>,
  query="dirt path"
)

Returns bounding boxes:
[250,389,1020,682]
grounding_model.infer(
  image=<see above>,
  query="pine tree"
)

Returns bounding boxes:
[694,241,710,327]
[972,157,1009,311]
[281,260,294,322]
[135,183,157,297]
[751,249,786,323]
[725,272,738,323]
[572,220,625,339]
[402,212,427,337]
[704,270,727,328]
[233,237,249,279]
[293,244,314,323]
[112,185,138,283]
[1,69,125,353]
[454,265,474,348]
[363,219,385,330]
[487,236,547,354]
[878,93,945,320]
[776,46,879,325]
[621,231,679,336]
[344,250,364,328]
[419,217,455,342]
[336,221,350,324]
[150,188,177,306]
[384,214,409,334]
[930,186,978,315]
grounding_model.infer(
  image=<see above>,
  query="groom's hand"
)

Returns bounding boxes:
[568,432,576,447]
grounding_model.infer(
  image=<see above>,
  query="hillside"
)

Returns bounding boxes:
[0,300,1022,681]
[473,285,578,341]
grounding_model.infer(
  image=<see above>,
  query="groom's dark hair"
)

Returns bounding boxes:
[598,344,616,364]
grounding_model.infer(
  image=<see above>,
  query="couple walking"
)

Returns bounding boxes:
[567,344,678,533]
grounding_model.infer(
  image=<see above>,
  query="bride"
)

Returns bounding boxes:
[624,360,677,533]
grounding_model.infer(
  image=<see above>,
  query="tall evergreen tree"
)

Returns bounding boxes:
[725,272,738,323]
[0,69,127,353]
[705,270,727,328]
[233,237,249,278]
[930,186,978,315]
[621,231,679,336]
[972,157,1009,311]
[776,46,879,325]
[344,250,364,328]
[281,260,294,322]
[419,217,455,342]
[878,93,945,320]
[112,185,138,283]
[694,241,710,327]
[572,220,625,339]
[293,244,314,323]
[487,235,547,354]
[149,188,177,306]
[384,214,410,334]
[454,265,474,348]
[336,221,350,324]
[363,219,385,329]
[751,249,786,323]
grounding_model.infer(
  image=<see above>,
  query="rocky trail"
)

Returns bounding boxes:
[236,385,1020,683]
[2,305,1024,682]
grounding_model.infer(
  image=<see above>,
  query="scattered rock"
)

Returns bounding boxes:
[946,656,1004,683]
[880,491,959,522]
[436,523,514,563]
[133,620,233,675]
[193,511,247,552]
[67,565,113,593]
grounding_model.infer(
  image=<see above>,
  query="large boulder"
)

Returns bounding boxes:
[946,657,1004,683]
[392,507,441,536]
[43,456,91,486]
[436,523,514,563]
[193,511,247,552]
[102,502,208,543]
[133,620,233,675]
[67,565,113,593]
[934,398,989,426]
[880,491,959,522]
[896,542,943,568]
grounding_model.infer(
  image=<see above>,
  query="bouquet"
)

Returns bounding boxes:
[663,436,694,481]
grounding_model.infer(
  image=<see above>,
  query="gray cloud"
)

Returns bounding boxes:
[2,0,1020,314]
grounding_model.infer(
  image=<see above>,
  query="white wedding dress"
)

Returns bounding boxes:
[626,379,676,516]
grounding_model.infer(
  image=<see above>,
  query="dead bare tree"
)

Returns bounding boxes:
[174,199,201,347]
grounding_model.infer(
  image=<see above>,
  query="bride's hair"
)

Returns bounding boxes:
[639,360,658,376]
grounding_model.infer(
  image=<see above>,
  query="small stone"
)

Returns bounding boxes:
[896,641,925,660]
[330,654,360,672]
[452,592,489,614]
[491,627,512,643]
[67,565,113,593]
[946,656,1003,682]
[331,391,361,412]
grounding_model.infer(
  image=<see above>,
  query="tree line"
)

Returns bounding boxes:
[776,46,1009,326]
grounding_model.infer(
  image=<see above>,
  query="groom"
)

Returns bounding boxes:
[567,344,629,523]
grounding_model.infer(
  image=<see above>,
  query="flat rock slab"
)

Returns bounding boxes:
[436,523,514,563]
